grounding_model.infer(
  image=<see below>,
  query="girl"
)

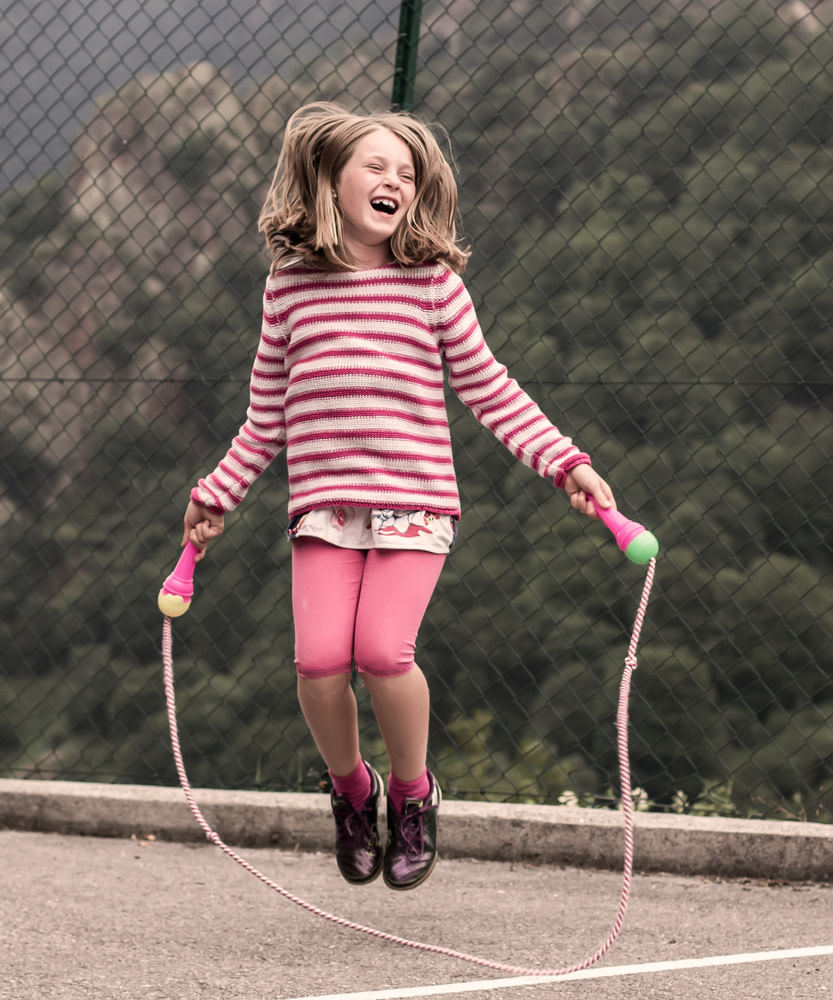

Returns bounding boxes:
[182,102,616,891]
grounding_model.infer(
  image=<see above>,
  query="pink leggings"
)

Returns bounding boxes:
[291,539,445,679]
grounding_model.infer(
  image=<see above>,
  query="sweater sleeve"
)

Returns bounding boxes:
[434,269,590,489]
[190,279,290,512]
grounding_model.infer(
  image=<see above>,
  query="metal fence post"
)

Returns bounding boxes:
[391,0,423,111]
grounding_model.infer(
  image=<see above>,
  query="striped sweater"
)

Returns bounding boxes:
[191,261,590,519]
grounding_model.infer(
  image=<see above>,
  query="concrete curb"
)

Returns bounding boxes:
[1,778,831,882]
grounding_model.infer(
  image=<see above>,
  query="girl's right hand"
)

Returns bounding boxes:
[182,500,225,561]
[562,465,616,521]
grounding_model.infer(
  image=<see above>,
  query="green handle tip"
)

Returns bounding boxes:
[624,531,659,565]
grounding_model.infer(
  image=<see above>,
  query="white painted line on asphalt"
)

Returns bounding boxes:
[282,944,833,1000]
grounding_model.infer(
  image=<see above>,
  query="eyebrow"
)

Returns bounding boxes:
[363,152,414,168]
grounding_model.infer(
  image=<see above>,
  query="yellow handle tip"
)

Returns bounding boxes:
[158,592,191,617]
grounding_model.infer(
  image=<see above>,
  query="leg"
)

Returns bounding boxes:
[292,538,383,885]
[361,666,430,782]
[353,548,445,780]
[353,548,446,890]
[296,673,360,777]
[292,539,366,775]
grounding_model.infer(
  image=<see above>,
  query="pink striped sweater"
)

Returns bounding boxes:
[191,261,590,519]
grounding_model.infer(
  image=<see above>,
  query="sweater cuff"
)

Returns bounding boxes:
[553,454,592,490]
[190,486,226,515]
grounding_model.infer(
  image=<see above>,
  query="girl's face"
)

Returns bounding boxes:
[333,128,417,268]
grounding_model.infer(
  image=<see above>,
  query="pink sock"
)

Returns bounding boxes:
[330,760,372,810]
[388,769,430,813]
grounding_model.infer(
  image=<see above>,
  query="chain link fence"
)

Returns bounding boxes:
[2,0,832,823]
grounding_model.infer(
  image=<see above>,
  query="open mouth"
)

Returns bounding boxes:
[371,198,398,215]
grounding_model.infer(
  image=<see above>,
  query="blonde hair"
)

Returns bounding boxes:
[257,102,470,273]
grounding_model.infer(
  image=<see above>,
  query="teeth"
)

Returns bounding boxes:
[371,199,397,214]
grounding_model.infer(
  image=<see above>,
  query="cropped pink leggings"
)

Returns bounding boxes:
[291,538,445,679]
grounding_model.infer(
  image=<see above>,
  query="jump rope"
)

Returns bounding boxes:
[158,501,658,977]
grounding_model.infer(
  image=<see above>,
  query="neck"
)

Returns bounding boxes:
[343,240,394,271]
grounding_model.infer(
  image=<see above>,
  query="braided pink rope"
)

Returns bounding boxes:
[162,557,655,977]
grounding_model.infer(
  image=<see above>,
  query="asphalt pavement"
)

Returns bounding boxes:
[2,779,832,1000]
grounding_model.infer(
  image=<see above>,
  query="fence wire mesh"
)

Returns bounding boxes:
[2,0,832,823]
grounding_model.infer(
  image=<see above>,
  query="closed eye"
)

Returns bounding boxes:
[364,162,414,183]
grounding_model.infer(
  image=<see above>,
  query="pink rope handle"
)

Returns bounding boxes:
[162,557,655,977]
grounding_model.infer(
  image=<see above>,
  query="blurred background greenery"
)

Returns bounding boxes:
[2,0,832,822]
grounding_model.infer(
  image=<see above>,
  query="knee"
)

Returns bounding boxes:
[296,660,354,680]
[357,660,415,679]
[354,636,415,679]
[294,619,355,680]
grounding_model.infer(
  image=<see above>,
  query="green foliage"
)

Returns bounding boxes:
[0,173,64,253]
[165,132,227,190]
[2,1,833,822]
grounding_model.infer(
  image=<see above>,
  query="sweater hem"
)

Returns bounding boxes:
[288,499,463,520]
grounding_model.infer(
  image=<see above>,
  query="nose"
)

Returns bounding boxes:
[381,165,401,188]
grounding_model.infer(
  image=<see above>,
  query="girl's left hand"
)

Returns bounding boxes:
[182,500,225,561]
[563,465,616,520]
